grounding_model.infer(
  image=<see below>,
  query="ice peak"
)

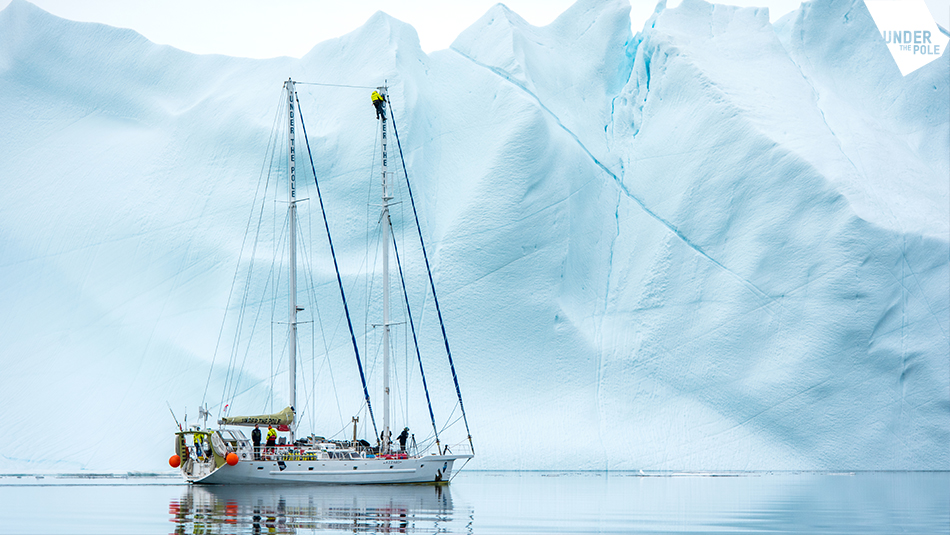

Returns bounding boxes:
[363,10,422,46]
[301,9,423,66]
[549,0,632,34]
[1,0,43,17]
[488,3,531,26]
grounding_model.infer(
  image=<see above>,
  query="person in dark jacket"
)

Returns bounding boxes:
[397,427,409,453]
[251,424,261,460]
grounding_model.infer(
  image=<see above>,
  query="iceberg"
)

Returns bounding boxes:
[0,0,946,472]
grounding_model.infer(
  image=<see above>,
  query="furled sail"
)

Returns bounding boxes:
[218,406,294,427]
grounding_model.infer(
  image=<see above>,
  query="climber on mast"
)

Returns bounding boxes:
[371,90,386,119]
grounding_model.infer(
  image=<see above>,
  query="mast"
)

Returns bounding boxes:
[285,78,297,442]
[379,86,392,454]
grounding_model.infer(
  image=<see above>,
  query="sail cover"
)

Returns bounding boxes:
[218,406,294,427]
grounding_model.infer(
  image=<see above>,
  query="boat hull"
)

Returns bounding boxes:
[190,454,469,485]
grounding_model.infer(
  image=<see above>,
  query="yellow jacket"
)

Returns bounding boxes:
[371,91,384,103]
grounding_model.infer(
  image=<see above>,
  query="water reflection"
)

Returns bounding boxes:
[169,483,463,534]
[2,471,943,533]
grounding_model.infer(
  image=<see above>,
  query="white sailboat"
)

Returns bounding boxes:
[169,79,473,484]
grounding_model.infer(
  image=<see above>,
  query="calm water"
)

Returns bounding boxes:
[1,471,946,534]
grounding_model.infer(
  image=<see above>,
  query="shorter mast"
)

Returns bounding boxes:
[378,86,392,454]
[296,89,380,441]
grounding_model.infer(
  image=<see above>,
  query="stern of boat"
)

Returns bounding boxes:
[173,429,252,483]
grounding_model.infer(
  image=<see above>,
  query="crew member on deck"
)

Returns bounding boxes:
[371,90,386,120]
[252,424,262,460]
[266,425,277,455]
[194,432,204,459]
[397,427,409,453]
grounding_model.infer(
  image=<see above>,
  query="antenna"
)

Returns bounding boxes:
[167,402,182,431]
[199,404,211,430]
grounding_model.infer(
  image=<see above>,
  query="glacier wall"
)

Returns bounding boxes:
[0,0,946,471]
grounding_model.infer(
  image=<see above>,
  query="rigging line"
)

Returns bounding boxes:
[363,124,380,388]
[439,413,464,437]
[391,326,404,426]
[202,90,284,409]
[296,91,379,439]
[288,217,313,429]
[363,224,377,380]
[437,402,460,436]
[361,181,384,388]
[224,111,288,412]
[268,197,275,413]
[223,205,288,413]
[226,209,289,411]
[220,103,285,414]
[268,183,278,413]
[230,101,285,409]
[326,419,355,440]
[296,330,312,431]
[295,82,377,89]
[393,161,411,424]
[297,182,344,433]
[265,207,289,413]
[298,208,347,431]
[449,457,472,482]
[390,217,441,446]
[388,101,474,452]
[309,319,316,432]
[306,178,318,433]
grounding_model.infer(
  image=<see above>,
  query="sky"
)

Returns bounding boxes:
[0,0,947,58]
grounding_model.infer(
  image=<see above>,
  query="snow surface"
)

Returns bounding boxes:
[0,0,946,472]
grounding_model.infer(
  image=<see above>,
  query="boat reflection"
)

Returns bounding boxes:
[169,483,459,534]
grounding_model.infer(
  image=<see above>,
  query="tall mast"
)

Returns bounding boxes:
[379,86,392,454]
[285,78,297,442]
